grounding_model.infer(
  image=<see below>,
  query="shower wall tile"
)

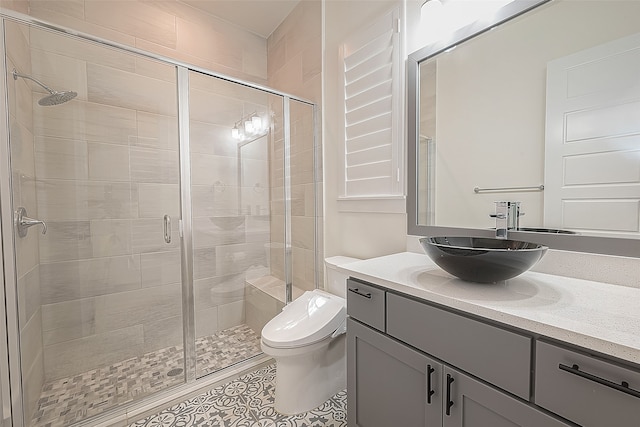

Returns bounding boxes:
[240,187,270,217]
[20,308,43,384]
[135,57,177,83]
[88,142,130,181]
[31,49,89,102]
[89,219,132,258]
[93,283,182,333]
[195,306,219,339]
[130,147,179,184]
[291,216,315,250]
[143,315,183,353]
[189,120,236,156]
[38,221,91,263]
[175,17,242,72]
[17,265,41,328]
[215,243,267,277]
[193,247,217,280]
[84,1,177,49]
[192,217,245,249]
[290,148,315,185]
[87,63,177,116]
[35,137,88,180]
[189,89,244,126]
[30,26,136,73]
[137,183,180,219]
[36,180,134,221]
[218,300,245,330]
[191,184,239,218]
[4,20,31,84]
[15,216,40,277]
[245,285,283,336]
[43,325,144,380]
[41,298,96,345]
[131,218,180,253]
[30,0,85,20]
[194,274,246,312]
[135,112,179,151]
[22,348,44,423]
[34,98,137,145]
[39,255,141,304]
[0,0,29,15]
[10,120,36,179]
[292,247,315,292]
[140,250,182,288]
[191,153,237,186]
[14,80,34,131]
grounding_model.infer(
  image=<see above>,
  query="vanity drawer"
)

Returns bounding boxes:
[386,293,531,400]
[346,279,386,331]
[535,341,640,427]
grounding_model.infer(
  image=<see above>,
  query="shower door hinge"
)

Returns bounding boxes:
[178,219,184,238]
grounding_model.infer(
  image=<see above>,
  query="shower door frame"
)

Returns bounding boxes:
[0,9,318,427]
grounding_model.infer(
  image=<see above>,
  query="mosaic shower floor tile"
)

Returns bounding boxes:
[129,364,348,427]
[30,324,262,427]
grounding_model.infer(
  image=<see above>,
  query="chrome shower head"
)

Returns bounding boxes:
[12,69,77,106]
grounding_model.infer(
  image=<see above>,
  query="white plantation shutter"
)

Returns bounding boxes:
[339,8,404,212]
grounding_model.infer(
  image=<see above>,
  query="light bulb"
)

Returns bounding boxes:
[252,115,262,132]
[231,125,240,139]
[244,120,254,134]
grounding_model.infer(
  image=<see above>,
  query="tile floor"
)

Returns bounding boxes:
[129,364,348,427]
[31,325,263,427]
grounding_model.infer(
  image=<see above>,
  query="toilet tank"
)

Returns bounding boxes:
[324,256,361,299]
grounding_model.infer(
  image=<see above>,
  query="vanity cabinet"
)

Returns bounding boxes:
[347,279,573,427]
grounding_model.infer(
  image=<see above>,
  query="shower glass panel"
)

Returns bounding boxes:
[4,20,185,426]
[188,71,283,378]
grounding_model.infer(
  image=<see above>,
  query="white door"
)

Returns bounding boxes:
[545,32,640,237]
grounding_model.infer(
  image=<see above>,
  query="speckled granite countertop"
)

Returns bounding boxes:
[337,252,640,366]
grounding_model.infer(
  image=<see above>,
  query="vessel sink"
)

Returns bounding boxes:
[420,236,548,283]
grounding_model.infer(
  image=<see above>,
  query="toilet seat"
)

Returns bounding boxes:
[262,289,346,349]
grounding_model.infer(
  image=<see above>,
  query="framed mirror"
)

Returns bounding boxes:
[407,0,640,257]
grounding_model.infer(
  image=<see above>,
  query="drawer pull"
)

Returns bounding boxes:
[559,363,640,399]
[446,374,455,416]
[427,364,435,404]
[348,288,372,299]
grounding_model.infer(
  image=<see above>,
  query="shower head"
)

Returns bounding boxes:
[12,69,77,106]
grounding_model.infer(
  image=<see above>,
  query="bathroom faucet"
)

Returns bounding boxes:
[490,201,523,239]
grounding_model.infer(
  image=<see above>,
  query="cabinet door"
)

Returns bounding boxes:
[443,367,572,427]
[347,318,442,427]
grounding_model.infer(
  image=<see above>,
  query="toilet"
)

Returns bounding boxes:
[260,256,360,415]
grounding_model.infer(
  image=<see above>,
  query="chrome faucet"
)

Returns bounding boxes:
[490,201,523,239]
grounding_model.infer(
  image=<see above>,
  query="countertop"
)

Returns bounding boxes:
[337,252,640,366]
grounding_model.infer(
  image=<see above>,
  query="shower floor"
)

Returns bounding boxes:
[30,324,262,427]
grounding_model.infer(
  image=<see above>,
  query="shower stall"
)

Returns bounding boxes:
[0,12,319,427]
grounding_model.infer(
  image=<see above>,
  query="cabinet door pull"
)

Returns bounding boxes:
[427,364,435,404]
[348,288,372,299]
[558,363,640,399]
[446,374,455,415]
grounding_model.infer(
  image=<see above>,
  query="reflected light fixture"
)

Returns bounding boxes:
[231,112,268,143]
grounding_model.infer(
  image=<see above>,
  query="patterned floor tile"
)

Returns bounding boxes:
[131,365,347,427]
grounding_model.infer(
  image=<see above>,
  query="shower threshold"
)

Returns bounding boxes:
[30,324,262,427]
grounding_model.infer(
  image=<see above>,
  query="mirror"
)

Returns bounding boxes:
[407,0,640,257]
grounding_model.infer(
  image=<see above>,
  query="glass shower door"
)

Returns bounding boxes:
[188,70,284,378]
[4,20,185,426]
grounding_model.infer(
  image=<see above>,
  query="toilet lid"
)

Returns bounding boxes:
[262,290,346,349]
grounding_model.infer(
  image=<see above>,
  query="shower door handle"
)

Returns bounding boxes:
[163,214,171,244]
[15,207,47,238]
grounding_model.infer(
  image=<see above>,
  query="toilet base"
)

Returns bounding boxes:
[263,334,346,415]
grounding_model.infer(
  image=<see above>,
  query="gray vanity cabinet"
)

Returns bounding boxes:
[347,279,574,427]
[443,366,570,427]
[347,318,443,426]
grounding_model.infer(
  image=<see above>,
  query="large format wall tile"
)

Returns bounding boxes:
[34,98,137,145]
[39,255,141,304]
[43,325,145,380]
[189,120,236,156]
[88,142,130,181]
[137,183,180,218]
[41,298,96,345]
[84,1,177,49]
[191,184,239,218]
[194,274,246,312]
[35,136,88,180]
[143,315,183,353]
[140,250,182,288]
[30,49,89,102]
[17,265,41,328]
[130,147,179,184]
[131,218,180,254]
[135,111,178,151]
[87,63,177,116]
